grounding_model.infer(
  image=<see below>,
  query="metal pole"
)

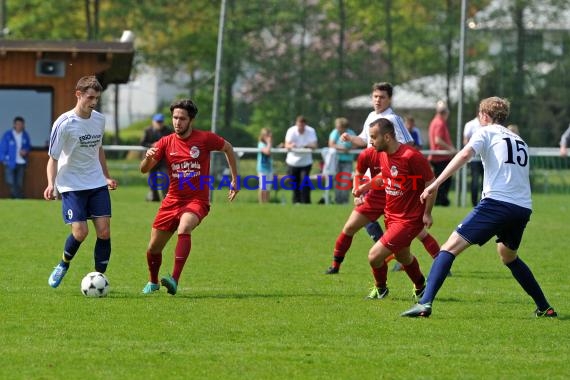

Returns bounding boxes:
[210,0,227,202]
[211,0,226,135]
[455,0,467,207]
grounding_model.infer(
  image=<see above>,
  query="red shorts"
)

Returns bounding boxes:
[355,189,386,221]
[152,197,210,232]
[380,220,424,253]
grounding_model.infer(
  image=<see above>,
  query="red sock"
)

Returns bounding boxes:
[402,256,426,290]
[332,232,353,269]
[146,250,162,284]
[421,233,440,259]
[371,262,388,288]
[172,234,191,283]
[384,253,396,263]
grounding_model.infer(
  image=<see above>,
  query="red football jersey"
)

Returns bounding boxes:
[153,129,225,202]
[379,144,434,223]
[356,147,386,210]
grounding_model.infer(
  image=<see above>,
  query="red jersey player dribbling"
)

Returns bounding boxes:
[140,99,239,295]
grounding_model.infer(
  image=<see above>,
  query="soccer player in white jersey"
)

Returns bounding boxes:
[44,75,118,288]
[402,97,557,318]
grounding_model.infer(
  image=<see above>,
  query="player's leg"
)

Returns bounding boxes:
[88,186,112,274]
[394,247,426,300]
[92,217,111,273]
[497,212,557,317]
[366,241,391,299]
[364,221,383,242]
[48,191,89,288]
[401,231,469,317]
[499,244,555,316]
[415,228,440,259]
[143,228,173,294]
[161,203,209,295]
[325,210,370,274]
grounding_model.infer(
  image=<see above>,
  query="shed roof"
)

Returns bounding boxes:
[0,39,135,88]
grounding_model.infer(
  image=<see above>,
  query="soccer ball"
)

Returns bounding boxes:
[80,272,110,297]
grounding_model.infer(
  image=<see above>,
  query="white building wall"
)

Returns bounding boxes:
[102,66,189,131]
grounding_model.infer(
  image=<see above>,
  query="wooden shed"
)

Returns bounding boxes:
[0,39,134,199]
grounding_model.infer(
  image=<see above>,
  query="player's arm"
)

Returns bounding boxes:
[43,156,58,200]
[99,147,118,190]
[421,145,474,203]
[221,140,239,201]
[140,147,159,173]
[343,133,366,147]
[422,177,436,228]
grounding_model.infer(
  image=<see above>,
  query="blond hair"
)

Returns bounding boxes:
[258,127,272,142]
[479,97,510,125]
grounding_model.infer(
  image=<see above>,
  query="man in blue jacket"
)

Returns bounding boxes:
[0,116,32,198]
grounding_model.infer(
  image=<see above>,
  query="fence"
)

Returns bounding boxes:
[104,145,570,205]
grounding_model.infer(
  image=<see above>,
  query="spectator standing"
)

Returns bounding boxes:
[463,116,483,206]
[140,113,172,202]
[404,115,423,149]
[0,116,31,198]
[328,117,356,204]
[257,127,273,203]
[428,100,456,206]
[559,124,570,156]
[284,116,318,204]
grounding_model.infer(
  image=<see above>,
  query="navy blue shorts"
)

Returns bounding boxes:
[61,186,112,224]
[456,198,531,250]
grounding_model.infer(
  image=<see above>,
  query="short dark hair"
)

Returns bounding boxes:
[369,117,395,137]
[372,82,393,98]
[76,75,103,93]
[170,99,199,119]
[13,116,24,123]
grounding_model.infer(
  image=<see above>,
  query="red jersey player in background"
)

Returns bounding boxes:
[365,117,436,300]
[140,99,239,295]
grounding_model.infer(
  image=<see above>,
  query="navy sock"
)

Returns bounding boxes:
[506,257,550,311]
[94,238,111,273]
[63,234,82,262]
[365,221,383,242]
[420,250,455,304]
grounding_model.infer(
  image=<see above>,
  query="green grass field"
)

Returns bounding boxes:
[1,187,568,379]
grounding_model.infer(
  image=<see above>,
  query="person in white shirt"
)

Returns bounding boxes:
[342,82,413,148]
[463,117,484,206]
[284,115,318,204]
[44,75,118,289]
[402,96,557,318]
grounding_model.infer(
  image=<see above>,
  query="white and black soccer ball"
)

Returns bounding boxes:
[80,272,110,297]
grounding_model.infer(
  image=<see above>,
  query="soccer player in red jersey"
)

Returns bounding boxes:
[323,146,388,281]
[365,117,436,300]
[140,99,239,295]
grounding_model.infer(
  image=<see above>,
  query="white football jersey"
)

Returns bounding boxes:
[358,107,413,146]
[467,124,532,209]
[48,110,108,192]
